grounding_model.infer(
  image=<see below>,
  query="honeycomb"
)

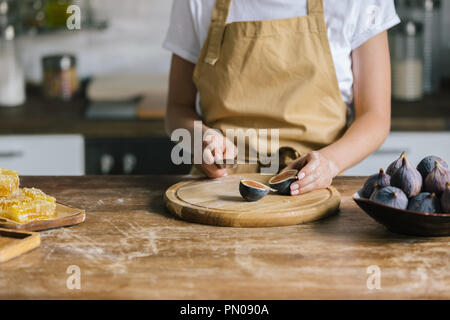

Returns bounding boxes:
[0,187,56,223]
[22,187,56,203]
[0,168,19,197]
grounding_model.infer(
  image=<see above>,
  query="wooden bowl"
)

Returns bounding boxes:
[353,192,450,237]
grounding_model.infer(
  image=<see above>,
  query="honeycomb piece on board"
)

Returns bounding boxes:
[0,168,20,197]
[0,188,56,224]
[0,191,26,213]
[22,187,56,203]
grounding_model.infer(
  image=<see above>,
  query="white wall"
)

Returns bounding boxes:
[18,0,450,82]
[19,0,174,83]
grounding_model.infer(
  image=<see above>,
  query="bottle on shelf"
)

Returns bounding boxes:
[391,20,424,102]
[396,0,442,94]
[0,24,26,107]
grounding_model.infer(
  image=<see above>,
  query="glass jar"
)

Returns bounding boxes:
[392,21,424,101]
[42,54,79,100]
[403,0,441,94]
[0,25,25,107]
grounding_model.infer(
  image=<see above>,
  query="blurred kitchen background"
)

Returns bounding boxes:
[0,0,449,176]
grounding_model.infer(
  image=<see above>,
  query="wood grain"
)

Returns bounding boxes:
[165,174,341,227]
[0,203,86,232]
[0,228,41,263]
[0,175,449,299]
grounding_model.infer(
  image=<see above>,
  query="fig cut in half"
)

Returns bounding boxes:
[268,169,299,195]
[239,180,273,202]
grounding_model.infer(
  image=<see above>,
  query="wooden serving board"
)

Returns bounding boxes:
[0,203,85,231]
[0,228,41,263]
[165,174,341,227]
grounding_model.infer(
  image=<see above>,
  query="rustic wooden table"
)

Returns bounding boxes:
[0,176,449,299]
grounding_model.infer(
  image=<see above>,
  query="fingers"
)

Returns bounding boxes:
[297,160,320,182]
[203,147,215,165]
[291,181,320,195]
[289,152,323,196]
[202,163,228,178]
[203,136,224,164]
[224,137,238,160]
[290,158,319,186]
[203,133,238,164]
[290,175,329,195]
[214,150,224,164]
[202,133,237,178]
[292,169,319,189]
[297,152,319,174]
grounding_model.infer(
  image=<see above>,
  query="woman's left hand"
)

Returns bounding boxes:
[284,151,340,196]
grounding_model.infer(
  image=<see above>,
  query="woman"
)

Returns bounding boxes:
[164,0,400,196]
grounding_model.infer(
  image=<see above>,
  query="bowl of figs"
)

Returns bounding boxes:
[353,153,450,237]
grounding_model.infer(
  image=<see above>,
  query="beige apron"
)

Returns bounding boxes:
[192,0,347,174]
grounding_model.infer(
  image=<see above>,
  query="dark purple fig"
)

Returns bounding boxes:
[391,156,423,198]
[386,151,407,176]
[407,192,441,213]
[239,180,272,202]
[417,155,448,180]
[441,183,450,213]
[423,161,450,196]
[268,169,298,195]
[370,186,408,210]
[358,168,391,199]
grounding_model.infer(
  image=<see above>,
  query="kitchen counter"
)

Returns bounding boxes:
[0,176,449,299]
[391,92,450,131]
[0,85,450,137]
[0,87,166,138]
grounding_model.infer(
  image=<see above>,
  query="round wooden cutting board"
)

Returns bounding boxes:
[165,174,341,227]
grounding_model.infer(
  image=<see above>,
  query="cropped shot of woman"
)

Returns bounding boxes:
[164,0,400,196]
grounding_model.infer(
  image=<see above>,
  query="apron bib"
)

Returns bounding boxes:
[193,0,347,174]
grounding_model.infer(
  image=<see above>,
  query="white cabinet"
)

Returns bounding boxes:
[0,135,84,175]
[345,132,450,176]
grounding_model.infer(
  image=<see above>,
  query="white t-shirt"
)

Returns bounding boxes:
[163,0,400,106]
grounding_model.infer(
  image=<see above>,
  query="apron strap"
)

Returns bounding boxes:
[204,0,232,65]
[204,0,324,65]
[307,0,324,15]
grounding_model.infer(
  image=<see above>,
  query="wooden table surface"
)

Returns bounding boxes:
[0,176,449,299]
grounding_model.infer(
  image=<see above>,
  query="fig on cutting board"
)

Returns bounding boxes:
[391,155,422,198]
[386,151,407,176]
[441,183,450,213]
[417,155,448,180]
[370,186,408,210]
[358,168,391,199]
[407,192,441,213]
[268,169,299,195]
[239,180,272,202]
[423,161,450,196]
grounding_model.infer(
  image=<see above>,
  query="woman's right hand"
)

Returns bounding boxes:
[200,129,238,178]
